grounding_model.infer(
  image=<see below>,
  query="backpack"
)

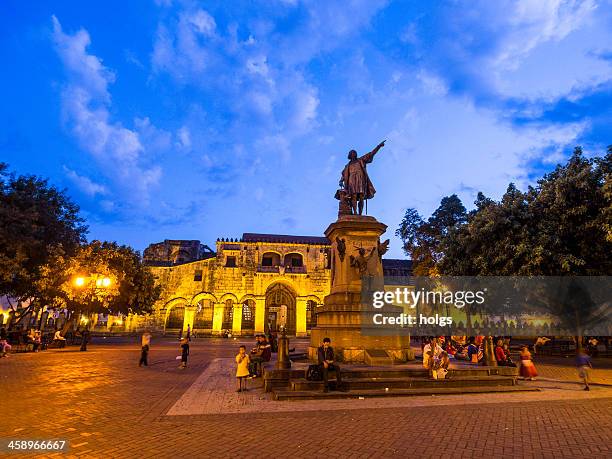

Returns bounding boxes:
[306,364,323,381]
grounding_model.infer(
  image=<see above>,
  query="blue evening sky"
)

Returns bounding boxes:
[1,0,611,257]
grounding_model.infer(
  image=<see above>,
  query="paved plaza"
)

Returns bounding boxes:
[1,338,611,458]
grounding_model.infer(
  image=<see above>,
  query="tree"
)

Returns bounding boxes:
[396,194,467,275]
[439,146,612,351]
[0,163,87,323]
[59,241,161,327]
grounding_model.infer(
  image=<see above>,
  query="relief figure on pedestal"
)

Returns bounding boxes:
[349,245,377,276]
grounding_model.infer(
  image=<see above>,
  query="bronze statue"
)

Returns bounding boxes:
[336,237,346,262]
[377,239,390,259]
[349,245,377,276]
[339,140,386,215]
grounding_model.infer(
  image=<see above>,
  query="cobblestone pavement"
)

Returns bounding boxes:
[1,338,611,458]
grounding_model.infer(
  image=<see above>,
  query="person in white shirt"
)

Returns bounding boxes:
[53,329,66,348]
[422,337,443,369]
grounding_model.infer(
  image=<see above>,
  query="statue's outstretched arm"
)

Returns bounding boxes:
[362,140,386,163]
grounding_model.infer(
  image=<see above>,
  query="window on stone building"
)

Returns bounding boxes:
[226,256,236,267]
[284,253,303,267]
[261,252,281,267]
[193,270,203,281]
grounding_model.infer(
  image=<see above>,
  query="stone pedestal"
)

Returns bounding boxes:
[309,215,411,363]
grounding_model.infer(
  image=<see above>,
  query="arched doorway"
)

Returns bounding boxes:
[265,283,296,335]
[166,305,185,330]
[194,299,214,333]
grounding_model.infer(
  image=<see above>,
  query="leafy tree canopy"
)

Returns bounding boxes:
[0,163,87,303]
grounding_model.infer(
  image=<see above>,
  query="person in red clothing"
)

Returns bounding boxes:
[495,339,516,367]
[495,339,508,365]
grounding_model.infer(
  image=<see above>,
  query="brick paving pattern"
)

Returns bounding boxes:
[1,338,611,458]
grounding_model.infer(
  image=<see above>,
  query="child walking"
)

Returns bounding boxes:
[235,345,250,392]
[519,346,537,380]
[179,337,189,369]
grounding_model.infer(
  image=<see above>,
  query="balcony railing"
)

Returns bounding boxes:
[256,265,308,274]
[285,266,307,274]
[257,265,280,273]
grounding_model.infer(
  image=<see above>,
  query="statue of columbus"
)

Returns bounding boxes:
[338,140,386,215]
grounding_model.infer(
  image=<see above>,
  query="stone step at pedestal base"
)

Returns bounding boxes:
[273,385,540,401]
[290,375,517,391]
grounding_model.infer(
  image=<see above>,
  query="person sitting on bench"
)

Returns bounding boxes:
[317,337,344,392]
[53,329,66,348]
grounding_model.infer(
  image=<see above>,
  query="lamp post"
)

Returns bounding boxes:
[73,274,113,351]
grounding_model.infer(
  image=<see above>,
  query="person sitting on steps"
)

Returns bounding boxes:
[317,337,345,392]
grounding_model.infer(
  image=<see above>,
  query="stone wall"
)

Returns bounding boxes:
[149,239,332,336]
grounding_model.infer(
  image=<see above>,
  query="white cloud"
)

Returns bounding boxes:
[495,0,597,70]
[188,9,216,36]
[176,126,192,150]
[152,9,216,79]
[53,16,163,203]
[63,166,108,196]
[52,15,114,101]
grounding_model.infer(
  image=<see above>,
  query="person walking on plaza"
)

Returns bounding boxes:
[519,346,537,380]
[318,337,344,392]
[179,337,189,369]
[139,330,152,367]
[79,328,90,351]
[0,327,11,357]
[186,324,191,341]
[235,345,250,392]
[576,350,593,391]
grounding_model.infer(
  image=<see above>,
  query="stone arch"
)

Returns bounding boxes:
[283,251,304,267]
[161,297,189,322]
[219,293,239,303]
[262,278,298,295]
[265,282,297,335]
[238,293,257,304]
[165,301,187,331]
[193,298,214,333]
[261,251,281,267]
[300,294,322,304]
[191,291,218,305]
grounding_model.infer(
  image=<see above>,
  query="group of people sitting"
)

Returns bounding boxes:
[1,326,45,355]
[0,325,80,357]
[420,335,539,380]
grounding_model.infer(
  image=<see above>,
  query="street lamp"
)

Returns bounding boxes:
[95,277,112,288]
[72,274,113,352]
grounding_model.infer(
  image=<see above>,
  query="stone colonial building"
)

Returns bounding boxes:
[145,233,411,336]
